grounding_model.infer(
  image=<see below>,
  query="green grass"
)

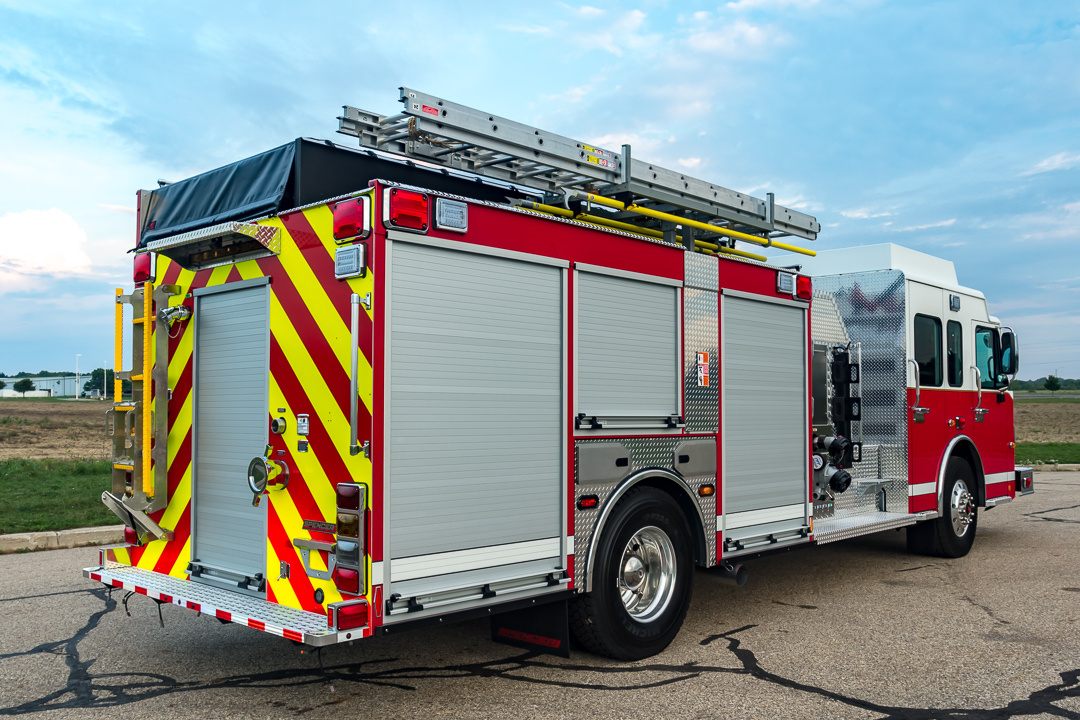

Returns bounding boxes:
[0,459,116,534]
[1014,443,1080,465]
[1014,396,1080,403]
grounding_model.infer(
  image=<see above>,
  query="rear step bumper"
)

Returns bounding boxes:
[84,552,362,646]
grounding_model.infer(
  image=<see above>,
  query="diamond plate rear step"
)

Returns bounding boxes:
[84,553,359,646]
[813,511,921,545]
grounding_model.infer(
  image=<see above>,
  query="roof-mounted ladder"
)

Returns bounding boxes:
[337,88,820,251]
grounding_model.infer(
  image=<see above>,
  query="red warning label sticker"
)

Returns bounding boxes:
[422,104,439,116]
[697,352,710,386]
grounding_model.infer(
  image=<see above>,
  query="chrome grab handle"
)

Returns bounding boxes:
[908,359,929,423]
[970,365,988,421]
[349,293,361,456]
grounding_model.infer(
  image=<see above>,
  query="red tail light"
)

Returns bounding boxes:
[577,495,599,509]
[388,188,429,231]
[795,274,812,300]
[333,196,371,241]
[123,526,139,546]
[332,566,360,595]
[133,253,153,283]
[336,483,361,511]
[334,601,369,630]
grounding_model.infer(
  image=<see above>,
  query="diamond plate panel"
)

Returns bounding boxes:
[685,251,719,291]
[574,436,717,591]
[811,290,850,345]
[684,290,718,432]
[87,560,337,640]
[814,511,917,544]
[814,270,908,514]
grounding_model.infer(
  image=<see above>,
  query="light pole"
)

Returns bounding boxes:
[75,354,81,399]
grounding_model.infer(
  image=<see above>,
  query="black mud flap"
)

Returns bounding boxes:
[490,599,570,658]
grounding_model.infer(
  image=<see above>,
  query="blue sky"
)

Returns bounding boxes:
[0,0,1077,379]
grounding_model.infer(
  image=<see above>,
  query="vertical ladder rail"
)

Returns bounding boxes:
[141,282,153,497]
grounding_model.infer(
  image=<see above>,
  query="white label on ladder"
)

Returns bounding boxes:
[697,352,710,387]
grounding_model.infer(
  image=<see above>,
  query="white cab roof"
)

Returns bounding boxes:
[782,243,984,299]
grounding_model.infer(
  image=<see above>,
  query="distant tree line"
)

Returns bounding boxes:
[1012,376,1078,392]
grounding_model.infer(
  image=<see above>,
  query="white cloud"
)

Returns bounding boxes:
[841,207,892,219]
[677,157,702,168]
[1020,152,1080,177]
[575,5,605,18]
[893,218,957,232]
[0,208,93,293]
[98,204,137,214]
[777,194,823,212]
[726,0,822,10]
[688,21,789,56]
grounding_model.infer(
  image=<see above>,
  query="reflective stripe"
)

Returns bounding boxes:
[390,538,561,582]
[908,481,936,497]
[984,471,1012,485]
[722,503,805,530]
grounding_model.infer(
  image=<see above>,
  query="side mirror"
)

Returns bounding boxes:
[1000,330,1019,376]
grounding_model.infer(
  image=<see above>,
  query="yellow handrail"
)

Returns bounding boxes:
[142,282,153,496]
[114,289,123,402]
[573,191,816,257]
[516,200,768,262]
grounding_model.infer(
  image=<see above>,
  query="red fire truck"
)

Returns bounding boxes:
[87,89,1031,660]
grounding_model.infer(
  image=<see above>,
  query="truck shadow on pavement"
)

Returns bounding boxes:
[1,586,1079,719]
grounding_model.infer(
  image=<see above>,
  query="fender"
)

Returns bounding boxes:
[583,468,707,593]
[936,434,986,516]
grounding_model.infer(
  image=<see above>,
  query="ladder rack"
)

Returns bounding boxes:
[337,88,819,244]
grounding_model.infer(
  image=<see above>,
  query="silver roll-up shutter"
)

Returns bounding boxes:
[722,294,808,515]
[576,271,679,420]
[387,241,563,567]
[192,283,269,586]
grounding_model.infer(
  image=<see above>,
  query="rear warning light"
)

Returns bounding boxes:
[336,482,362,511]
[795,274,812,300]
[332,195,371,241]
[387,188,429,231]
[329,600,369,630]
[123,526,139,546]
[577,495,599,510]
[332,566,360,595]
[133,253,153,283]
[337,512,360,539]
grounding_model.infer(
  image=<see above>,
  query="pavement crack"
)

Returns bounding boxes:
[963,595,1011,625]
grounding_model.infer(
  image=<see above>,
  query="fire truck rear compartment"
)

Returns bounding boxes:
[382,234,569,618]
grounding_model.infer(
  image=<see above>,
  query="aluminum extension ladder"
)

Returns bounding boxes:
[337,88,820,247]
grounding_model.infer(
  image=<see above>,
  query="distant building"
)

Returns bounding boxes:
[0,375,82,397]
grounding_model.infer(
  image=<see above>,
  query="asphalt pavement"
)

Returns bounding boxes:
[1,472,1078,719]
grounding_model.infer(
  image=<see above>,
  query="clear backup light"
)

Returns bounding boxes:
[332,196,371,242]
[387,188,429,231]
[796,274,813,300]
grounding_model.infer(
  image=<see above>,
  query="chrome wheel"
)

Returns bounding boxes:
[950,479,975,537]
[618,526,676,623]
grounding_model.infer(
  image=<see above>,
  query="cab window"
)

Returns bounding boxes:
[975,326,1004,389]
[946,320,963,387]
[914,314,942,387]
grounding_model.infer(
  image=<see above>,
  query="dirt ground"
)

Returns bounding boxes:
[0,400,111,461]
[1013,400,1080,443]
[0,398,1076,462]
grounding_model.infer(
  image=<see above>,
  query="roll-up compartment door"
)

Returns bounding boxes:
[576,271,679,426]
[722,294,809,536]
[387,240,564,588]
[192,282,269,592]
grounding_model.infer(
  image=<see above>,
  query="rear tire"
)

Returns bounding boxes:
[569,487,694,660]
[906,457,978,558]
